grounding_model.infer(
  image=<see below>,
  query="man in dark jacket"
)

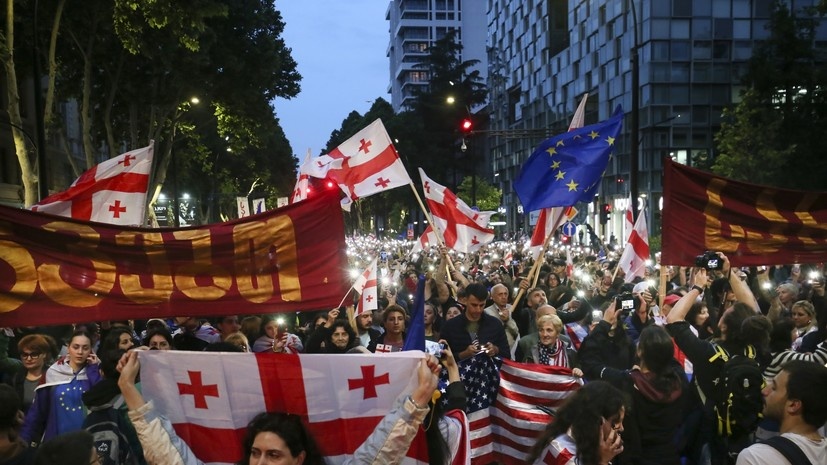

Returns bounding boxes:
[441,283,510,360]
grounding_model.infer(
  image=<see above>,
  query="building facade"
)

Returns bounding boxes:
[386,0,489,112]
[485,0,817,240]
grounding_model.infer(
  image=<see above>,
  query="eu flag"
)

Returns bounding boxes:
[514,106,624,211]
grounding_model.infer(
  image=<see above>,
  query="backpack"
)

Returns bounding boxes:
[84,405,142,465]
[708,344,765,440]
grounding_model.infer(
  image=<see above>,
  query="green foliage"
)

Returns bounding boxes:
[456,176,502,212]
[713,1,827,189]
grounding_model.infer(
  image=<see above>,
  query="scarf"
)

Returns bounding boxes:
[538,339,568,367]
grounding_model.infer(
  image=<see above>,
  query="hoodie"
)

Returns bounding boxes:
[619,368,687,465]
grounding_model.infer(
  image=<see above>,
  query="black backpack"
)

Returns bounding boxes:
[709,344,765,440]
[84,405,142,465]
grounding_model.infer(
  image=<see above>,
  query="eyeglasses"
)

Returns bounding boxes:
[21,352,43,359]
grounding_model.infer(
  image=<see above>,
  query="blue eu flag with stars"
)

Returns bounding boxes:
[514,106,624,211]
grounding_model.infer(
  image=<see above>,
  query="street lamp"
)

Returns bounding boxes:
[629,0,640,221]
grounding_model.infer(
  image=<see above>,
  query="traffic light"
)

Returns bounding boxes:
[600,203,611,224]
[460,118,473,134]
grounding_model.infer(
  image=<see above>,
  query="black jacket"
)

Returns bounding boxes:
[578,320,636,383]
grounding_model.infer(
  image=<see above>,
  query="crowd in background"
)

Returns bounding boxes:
[1,234,827,465]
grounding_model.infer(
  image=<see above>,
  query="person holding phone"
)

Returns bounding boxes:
[21,330,102,445]
[252,315,303,354]
[527,381,627,465]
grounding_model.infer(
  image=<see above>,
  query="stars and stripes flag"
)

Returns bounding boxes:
[418,168,495,254]
[352,258,378,315]
[618,207,650,282]
[31,143,153,226]
[528,207,577,260]
[439,356,582,465]
[138,351,429,465]
[313,119,411,210]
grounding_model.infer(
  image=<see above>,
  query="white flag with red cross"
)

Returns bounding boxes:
[410,225,438,255]
[528,206,577,260]
[291,150,334,204]
[318,119,411,210]
[618,207,650,282]
[418,168,494,254]
[31,143,153,225]
[138,350,428,465]
[353,258,378,315]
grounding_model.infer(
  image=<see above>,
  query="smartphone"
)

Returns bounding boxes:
[276,318,286,339]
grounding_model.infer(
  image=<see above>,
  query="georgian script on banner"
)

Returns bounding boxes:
[662,159,827,266]
[0,190,349,327]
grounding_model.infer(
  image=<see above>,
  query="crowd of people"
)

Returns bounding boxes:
[1,235,827,465]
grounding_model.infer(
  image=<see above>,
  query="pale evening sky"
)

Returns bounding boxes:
[274,1,391,162]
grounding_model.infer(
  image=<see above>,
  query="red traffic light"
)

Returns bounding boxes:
[461,118,473,133]
[603,203,612,213]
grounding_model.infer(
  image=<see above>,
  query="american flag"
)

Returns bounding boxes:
[440,356,582,465]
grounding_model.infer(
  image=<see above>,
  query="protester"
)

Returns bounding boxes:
[517,314,582,376]
[99,327,135,354]
[223,332,251,352]
[789,301,817,351]
[171,317,220,351]
[21,330,102,445]
[526,380,627,465]
[142,329,173,351]
[116,350,442,465]
[368,305,407,353]
[32,430,99,465]
[252,315,303,354]
[214,315,242,342]
[513,286,548,336]
[423,301,442,342]
[483,284,519,349]
[578,300,636,384]
[8,334,56,413]
[735,360,827,465]
[305,320,359,354]
[353,311,380,348]
[0,384,36,464]
[441,283,510,360]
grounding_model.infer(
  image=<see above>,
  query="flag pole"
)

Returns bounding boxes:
[513,208,568,306]
[408,181,456,271]
[140,140,156,228]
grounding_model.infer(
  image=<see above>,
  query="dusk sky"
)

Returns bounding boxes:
[275,1,391,162]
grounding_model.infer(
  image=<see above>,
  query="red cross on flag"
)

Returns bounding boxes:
[31,143,153,226]
[352,258,378,315]
[138,351,428,465]
[418,168,495,254]
[322,119,411,210]
[618,207,650,282]
[291,150,334,204]
[527,206,577,260]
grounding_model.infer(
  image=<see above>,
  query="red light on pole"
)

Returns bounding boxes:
[461,118,473,133]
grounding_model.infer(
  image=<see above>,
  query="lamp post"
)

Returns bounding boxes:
[629,0,640,221]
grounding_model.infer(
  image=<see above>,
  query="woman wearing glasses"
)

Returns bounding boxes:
[10,334,57,412]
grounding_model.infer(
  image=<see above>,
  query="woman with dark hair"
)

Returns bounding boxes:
[143,328,174,351]
[21,330,102,445]
[117,350,443,465]
[304,320,359,354]
[100,327,136,354]
[686,301,715,340]
[763,318,827,382]
[424,301,442,342]
[666,263,771,465]
[527,381,627,465]
[33,429,99,465]
[252,315,303,354]
[616,325,687,465]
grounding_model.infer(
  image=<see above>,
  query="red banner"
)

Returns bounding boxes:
[0,190,349,327]
[662,159,827,266]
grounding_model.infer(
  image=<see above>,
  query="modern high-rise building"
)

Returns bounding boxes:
[485,0,814,239]
[386,0,488,112]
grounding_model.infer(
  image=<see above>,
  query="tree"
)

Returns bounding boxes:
[457,176,501,212]
[713,1,827,188]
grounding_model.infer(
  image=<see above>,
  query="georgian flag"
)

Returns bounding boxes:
[31,144,153,226]
[138,351,429,465]
[291,150,333,204]
[317,119,411,210]
[527,207,576,260]
[618,207,650,282]
[353,258,378,315]
[410,225,438,255]
[418,168,495,254]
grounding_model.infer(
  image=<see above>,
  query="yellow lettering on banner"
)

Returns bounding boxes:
[173,230,230,300]
[37,222,114,308]
[0,241,37,312]
[705,180,788,254]
[115,232,173,304]
[233,216,300,303]
[703,179,738,252]
[794,193,827,245]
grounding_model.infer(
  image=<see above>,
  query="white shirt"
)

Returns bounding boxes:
[736,432,826,465]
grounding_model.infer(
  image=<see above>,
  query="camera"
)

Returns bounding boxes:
[615,293,635,312]
[695,251,724,270]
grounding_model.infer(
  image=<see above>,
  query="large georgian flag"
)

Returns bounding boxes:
[31,144,153,225]
[317,119,411,210]
[418,168,495,254]
[138,351,428,465]
[617,207,650,282]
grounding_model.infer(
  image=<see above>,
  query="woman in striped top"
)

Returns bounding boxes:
[763,318,827,381]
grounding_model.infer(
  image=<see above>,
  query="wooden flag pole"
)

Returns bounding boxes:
[408,181,456,271]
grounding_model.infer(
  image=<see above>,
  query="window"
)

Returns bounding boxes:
[671,63,691,82]
[693,19,712,39]
[693,0,712,16]
[693,41,712,59]
[671,41,691,61]
[733,20,751,39]
[673,0,692,16]
[714,19,732,39]
[672,20,691,39]
[713,42,730,61]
